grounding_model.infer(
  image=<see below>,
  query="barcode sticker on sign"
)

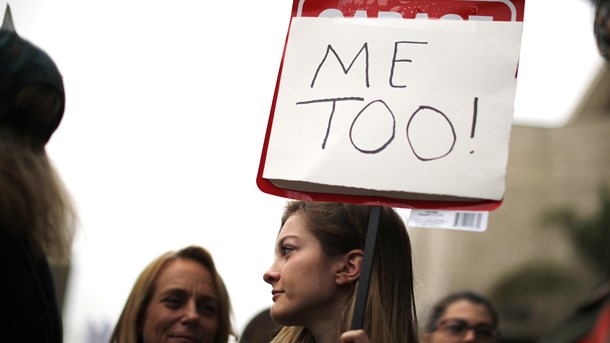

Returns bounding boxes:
[407,210,488,232]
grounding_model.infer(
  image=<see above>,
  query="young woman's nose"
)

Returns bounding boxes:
[263,263,279,284]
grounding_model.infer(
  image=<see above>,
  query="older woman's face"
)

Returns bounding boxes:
[141,258,219,343]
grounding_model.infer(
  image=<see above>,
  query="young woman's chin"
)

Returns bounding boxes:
[269,304,300,327]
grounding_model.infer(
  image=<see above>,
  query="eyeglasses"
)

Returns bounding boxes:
[435,319,498,342]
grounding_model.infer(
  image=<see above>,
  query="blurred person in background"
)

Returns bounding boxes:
[109,245,236,343]
[238,307,280,343]
[422,290,500,343]
[0,5,77,343]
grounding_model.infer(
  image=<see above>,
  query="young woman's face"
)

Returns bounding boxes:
[141,258,220,343]
[263,213,345,328]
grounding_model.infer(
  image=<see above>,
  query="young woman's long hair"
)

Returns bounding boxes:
[271,201,418,342]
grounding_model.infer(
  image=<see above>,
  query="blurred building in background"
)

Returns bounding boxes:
[412,64,610,342]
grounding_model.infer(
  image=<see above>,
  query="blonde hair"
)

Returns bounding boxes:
[270,201,418,343]
[110,245,236,343]
[0,129,77,262]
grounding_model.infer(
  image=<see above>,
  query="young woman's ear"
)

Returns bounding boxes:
[336,249,364,285]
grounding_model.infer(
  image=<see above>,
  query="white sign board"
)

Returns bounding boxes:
[262,17,523,202]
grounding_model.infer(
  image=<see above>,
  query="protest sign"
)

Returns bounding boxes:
[257,0,526,211]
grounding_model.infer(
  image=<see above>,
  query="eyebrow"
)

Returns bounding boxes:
[159,288,186,296]
[442,318,494,326]
[277,234,299,246]
[159,288,218,302]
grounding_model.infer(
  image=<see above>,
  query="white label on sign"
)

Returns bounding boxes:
[408,210,489,232]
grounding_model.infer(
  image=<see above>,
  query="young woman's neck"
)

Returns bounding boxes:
[310,322,341,343]
[307,293,351,343]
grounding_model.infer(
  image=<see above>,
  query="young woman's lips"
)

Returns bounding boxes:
[271,290,284,302]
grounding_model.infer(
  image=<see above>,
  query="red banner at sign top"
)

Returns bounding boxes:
[293,0,525,22]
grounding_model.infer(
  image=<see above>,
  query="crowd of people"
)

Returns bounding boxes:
[2,1,609,342]
[103,201,502,343]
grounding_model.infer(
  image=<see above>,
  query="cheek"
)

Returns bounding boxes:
[141,305,172,339]
[196,315,220,343]
[287,261,335,294]
[201,316,220,335]
[282,262,315,288]
[140,313,155,342]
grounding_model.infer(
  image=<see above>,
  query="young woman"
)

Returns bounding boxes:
[263,201,418,343]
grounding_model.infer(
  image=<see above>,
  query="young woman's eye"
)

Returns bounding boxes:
[280,245,294,256]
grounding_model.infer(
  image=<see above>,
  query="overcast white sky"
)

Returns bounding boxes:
[3,1,604,342]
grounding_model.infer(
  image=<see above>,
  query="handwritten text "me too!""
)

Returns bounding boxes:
[272,17,521,162]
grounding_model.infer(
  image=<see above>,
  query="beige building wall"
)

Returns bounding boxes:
[411,65,610,339]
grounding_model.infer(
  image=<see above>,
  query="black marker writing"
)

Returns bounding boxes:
[310,43,370,88]
[350,100,396,154]
[470,97,479,154]
[390,41,428,88]
[296,97,365,149]
[406,106,456,161]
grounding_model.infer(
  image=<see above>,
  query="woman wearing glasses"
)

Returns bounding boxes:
[423,290,499,343]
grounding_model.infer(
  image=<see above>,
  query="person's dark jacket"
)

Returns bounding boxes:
[0,227,62,343]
